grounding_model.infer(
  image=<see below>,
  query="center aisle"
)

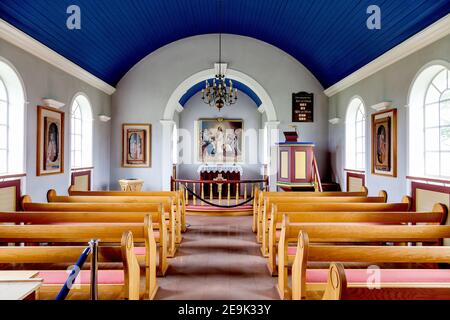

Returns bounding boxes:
[155,215,279,300]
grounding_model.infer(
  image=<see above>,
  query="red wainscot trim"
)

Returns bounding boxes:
[346,171,366,192]
[70,170,92,191]
[0,179,22,211]
[411,181,450,212]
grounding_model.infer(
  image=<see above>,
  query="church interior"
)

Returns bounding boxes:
[0,0,450,302]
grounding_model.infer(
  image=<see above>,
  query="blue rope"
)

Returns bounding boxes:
[55,245,92,301]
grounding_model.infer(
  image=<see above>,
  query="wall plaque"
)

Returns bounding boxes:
[292,92,314,122]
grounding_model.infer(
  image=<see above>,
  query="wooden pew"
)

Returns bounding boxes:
[47,190,180,254]
[19,200,169,275]
[0,212,157,299]
[68,186,187,234]
[0,216,158,299]
[0,231,140,300]
[252,186,369,232]
[266,203,447,276]
[259,192,392,256]
[292,229,450,300]
[279,217,450,299]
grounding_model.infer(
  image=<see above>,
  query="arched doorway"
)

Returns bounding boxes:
[160,67,279,190]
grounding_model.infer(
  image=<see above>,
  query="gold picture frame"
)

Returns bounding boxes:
[36,106,65,176]
[122,124,151,168]
[371,108,397,177]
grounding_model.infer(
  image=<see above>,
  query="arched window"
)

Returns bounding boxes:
[346,97,366,171]
[409,63,450,178]
[0,59,25,175]
[70,94,93,169]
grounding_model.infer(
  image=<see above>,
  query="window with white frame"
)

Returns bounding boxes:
[70,94,93,169]
[409,64,450,179]
[345,98,366,171]
[0,59,25,175]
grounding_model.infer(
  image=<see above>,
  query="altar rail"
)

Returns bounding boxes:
[171,177,269,206]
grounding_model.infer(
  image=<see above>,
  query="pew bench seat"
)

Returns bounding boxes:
[38,270,125,285]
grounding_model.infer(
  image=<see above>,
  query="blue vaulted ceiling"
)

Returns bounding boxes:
[1,0,449,89]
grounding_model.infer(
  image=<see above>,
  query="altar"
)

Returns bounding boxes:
[198,164,242,198]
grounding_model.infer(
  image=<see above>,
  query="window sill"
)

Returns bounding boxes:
[344,168,365,174]
[0,173,26,180]
[406,175,450,185]
[71,167,94,171]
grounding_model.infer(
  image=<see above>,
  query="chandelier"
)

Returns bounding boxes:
[201,2,237,111]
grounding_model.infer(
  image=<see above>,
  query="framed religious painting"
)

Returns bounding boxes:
[371,108,397,177]
[36,106,65,176]
[122,124,151,168]
[196,118,243,163]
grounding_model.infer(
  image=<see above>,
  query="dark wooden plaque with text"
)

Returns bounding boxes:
[292,92,314,122]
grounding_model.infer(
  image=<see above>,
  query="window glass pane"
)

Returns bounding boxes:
[74,135,81,152]
[441,127,450,151]
[425,152,440,176]
[441,153,450,177]
[0,126,6,149]
[425,103,439,128]
[356,153,365,170]
[356,137,364,154]
[426,85,442,104]
[425,128,439,151]
[75,151,82,168]
[0,101,6,125]
[71,151,75,168]
[433,69,447,93]
[0,150,6,173]
[75,119,82,135]
[441,99,450,126]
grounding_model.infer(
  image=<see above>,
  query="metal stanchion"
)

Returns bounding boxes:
[89,239,99,301]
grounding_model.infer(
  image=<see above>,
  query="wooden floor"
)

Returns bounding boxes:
[155,215,279,300]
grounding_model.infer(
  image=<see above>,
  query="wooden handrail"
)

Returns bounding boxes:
[406,176,450,185]
[173,178,267,184]
[313,155,323,192]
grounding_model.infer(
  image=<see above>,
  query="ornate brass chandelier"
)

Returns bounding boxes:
[201,1,237,111]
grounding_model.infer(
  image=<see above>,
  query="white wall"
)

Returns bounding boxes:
[0,39,111,202]
[111,34,329,190]
[328,35,450,202]
[177,92,262,180]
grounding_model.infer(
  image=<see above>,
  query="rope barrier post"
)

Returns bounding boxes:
[89,239,99,301]
[193,183,196,206]
[201,183,205,206]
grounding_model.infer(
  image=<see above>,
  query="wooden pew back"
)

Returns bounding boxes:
[265,203,448,275]
[0,231,140,300]
[0,217,157,299]
[252,186,369,232]
[292,229,450,300]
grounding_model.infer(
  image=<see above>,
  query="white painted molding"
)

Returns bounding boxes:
[0,19,116,95]
[160,119,176,126]
[257,104,265,114]
[175,103,184,113]
[328,117,341,125]
[163,68,278,121]
[370,101,392,111]
[98,115,111,122]
[324,13,450,97]
[42,98,65,109]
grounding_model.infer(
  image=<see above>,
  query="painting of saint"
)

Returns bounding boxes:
[122,124,151,167]
[43,117,61,170]
[372,109,397,177]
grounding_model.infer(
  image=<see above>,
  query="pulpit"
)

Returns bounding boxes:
[276,142,316,191]
[198,164,242,198]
